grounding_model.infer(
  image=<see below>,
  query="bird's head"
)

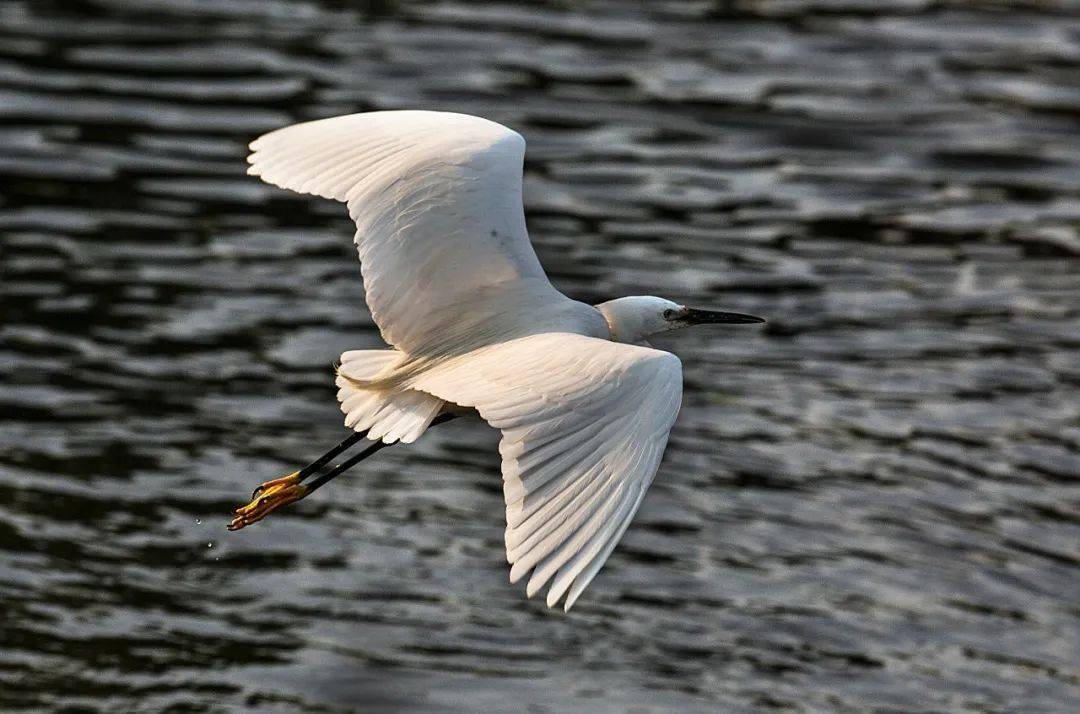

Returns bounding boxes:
[595,296,764,344]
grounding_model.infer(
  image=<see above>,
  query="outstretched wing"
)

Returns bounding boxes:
[247,111,564,354]
[412,333,683,610]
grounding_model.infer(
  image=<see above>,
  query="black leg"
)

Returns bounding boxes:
[300,413,458,496]
[229,413,458,530]
[251,429,367,499]
[302,439,389,494]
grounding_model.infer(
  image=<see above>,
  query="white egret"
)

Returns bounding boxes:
[228,111,764,610]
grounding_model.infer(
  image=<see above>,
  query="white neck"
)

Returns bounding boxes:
[595,296,681,343]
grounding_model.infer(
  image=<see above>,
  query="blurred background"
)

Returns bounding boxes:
[2,0,1079,711]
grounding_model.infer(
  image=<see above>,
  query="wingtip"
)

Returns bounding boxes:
[505,502,524,530]
[248,132,273,152]
[525,576,542,598]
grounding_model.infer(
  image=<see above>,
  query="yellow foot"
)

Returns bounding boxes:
[228,471,309,531]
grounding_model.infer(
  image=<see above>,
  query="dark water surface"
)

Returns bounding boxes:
[3,0,1080,711]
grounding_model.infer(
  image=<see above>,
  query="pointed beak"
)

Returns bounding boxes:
[683,308,766,325]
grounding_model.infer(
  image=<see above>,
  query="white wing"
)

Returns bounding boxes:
[247,111,570,354]
[412,333,683,610]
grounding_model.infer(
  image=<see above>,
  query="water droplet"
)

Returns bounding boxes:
[207,542,214,548]
[195,518,202,525]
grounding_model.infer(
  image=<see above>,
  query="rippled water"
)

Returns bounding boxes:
[2,0,1080,710]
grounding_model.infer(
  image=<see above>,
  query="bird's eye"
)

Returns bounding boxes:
[662,309,675,320]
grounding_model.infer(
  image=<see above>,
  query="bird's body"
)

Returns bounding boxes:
[237,110,763,610]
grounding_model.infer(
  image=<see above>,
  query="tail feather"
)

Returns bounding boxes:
[336,349,444,444]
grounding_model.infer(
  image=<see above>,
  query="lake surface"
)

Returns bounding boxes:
[2,0,1079,711]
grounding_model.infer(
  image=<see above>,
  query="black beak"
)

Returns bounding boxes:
[683,308,765,325]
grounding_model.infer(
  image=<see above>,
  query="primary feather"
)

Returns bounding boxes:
[410,334,682,610]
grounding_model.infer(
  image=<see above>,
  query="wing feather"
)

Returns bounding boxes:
[412,332,682,610]
[247,111,579,355]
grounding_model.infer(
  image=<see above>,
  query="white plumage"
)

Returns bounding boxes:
[245,110,762,610]
[411,334,680,609]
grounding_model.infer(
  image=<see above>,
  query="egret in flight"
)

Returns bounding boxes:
[228,111,764,610]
